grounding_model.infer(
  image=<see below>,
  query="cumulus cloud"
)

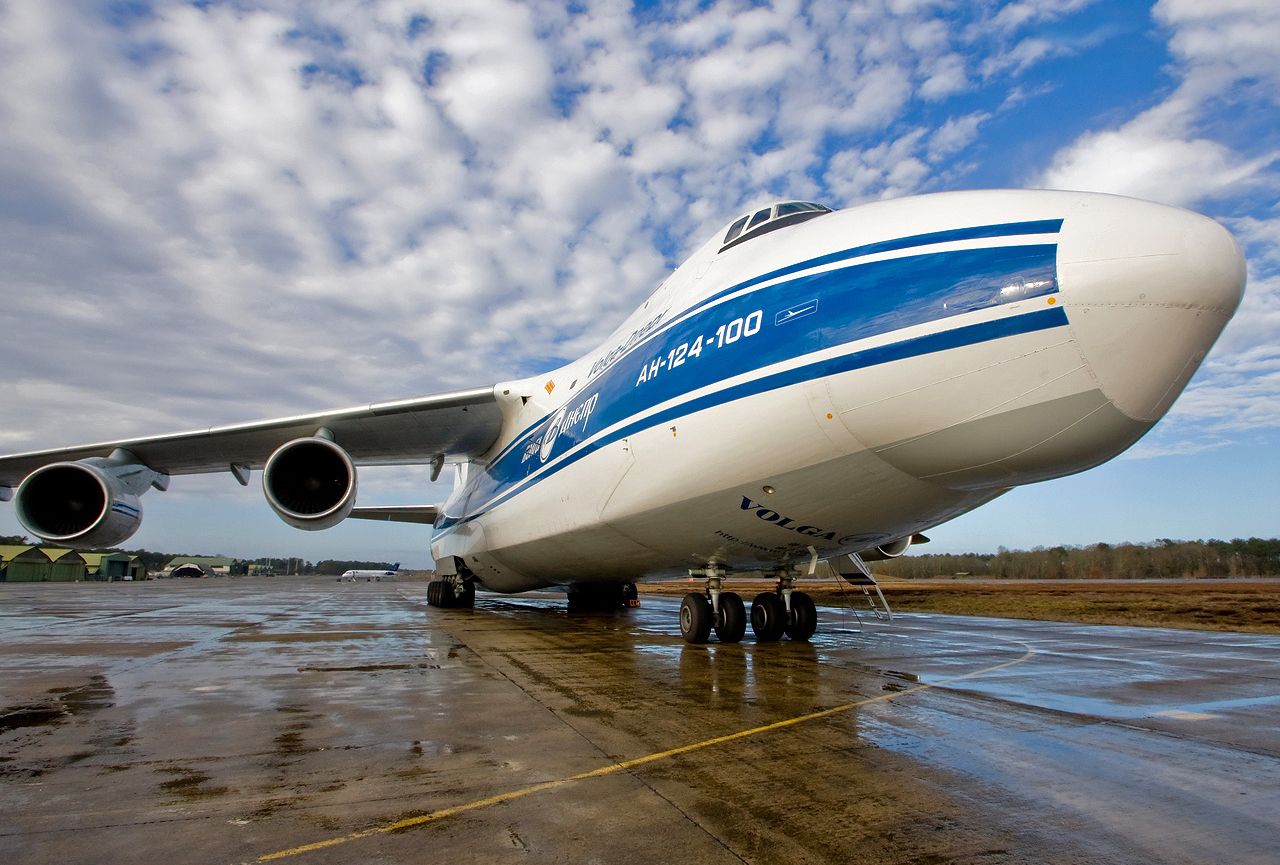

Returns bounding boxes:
[1040,121,1275,206]
[989,0,1100,33]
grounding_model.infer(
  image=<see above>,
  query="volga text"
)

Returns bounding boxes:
[740,496,837,540]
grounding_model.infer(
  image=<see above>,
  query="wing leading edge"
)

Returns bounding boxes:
[0,386,503,490]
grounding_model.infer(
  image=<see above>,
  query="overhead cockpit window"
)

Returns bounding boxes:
[718,201,832,252]
[776,201,826,217]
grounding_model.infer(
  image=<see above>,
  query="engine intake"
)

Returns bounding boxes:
[263,435,357,530]
[14,450,165,548]
[857,533,928,562]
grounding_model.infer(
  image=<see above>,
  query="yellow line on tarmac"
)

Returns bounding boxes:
[255,645,1035,862]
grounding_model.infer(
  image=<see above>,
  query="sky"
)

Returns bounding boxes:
[0,0,1277,568]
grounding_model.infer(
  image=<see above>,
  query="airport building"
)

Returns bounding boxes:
[0,546,147,581]
[80,552,147,581]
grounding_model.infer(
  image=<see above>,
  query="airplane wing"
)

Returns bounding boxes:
[0,386,502,490]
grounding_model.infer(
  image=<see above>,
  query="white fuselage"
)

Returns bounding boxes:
[432,190,1245,592]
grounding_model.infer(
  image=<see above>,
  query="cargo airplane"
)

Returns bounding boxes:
[0,190,1245,643]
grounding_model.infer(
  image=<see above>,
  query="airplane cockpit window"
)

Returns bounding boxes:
[723,215,750,245]
[719,201,832,252]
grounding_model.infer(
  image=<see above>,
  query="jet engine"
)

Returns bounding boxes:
[262,433,357,530]
[14,449,167,548]
[857,533,928,562]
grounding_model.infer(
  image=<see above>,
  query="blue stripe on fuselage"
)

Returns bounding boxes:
[436,237,1064,531]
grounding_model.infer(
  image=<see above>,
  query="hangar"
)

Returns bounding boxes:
[165,556,237,578]
[0,546,86,581]
[0,545,149,581]
[80,552,147,581]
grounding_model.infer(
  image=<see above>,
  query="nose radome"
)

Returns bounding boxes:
[1057,195,1246,422]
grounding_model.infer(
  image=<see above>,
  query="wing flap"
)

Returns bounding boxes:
[348,505,439,525]
[0,386,502,487]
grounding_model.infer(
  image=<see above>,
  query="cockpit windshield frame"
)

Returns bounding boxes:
[720,201,832,252]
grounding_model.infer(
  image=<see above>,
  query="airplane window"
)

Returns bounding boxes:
[718,201,833,252]
[724,215,750,244]
[747,208,772,229]
[775,202,811,216]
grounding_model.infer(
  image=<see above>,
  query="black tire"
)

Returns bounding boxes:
[680,592,713,644]
[751,592,786,641]
[715,592,747,643]
[428,580,458,608]
[786,591,818,641]
[456,581,476,608]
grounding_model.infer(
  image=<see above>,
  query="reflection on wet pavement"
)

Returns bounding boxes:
[1,577,1277,865]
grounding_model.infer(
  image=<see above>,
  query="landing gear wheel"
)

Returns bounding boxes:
[427,579,457,608]
[680,593,713,644]
[785,591,817,641]
[714,591,746,643]
[751,592,787,641]
[455,581,476,609]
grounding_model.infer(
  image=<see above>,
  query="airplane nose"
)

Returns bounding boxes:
[1057,196,1246,422]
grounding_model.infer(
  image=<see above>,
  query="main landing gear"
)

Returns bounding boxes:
[680,565,816,644]
[427,576,475,609]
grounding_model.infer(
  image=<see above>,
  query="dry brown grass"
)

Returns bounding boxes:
[638,578,1280,634]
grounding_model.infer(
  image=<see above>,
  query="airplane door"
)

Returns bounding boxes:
[596,436,637,519]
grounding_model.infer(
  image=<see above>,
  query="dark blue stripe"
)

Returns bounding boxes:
[695,218,1064,313]
[436,306,1069,532]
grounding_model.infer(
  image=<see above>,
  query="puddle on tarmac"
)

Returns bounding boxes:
[0,706,66,733]
[1,674,115,733]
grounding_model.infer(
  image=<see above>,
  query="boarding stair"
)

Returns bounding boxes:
[836,553,893,622]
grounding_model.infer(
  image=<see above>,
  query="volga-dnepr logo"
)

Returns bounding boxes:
[535,393,600,464]
[539,409,567,463]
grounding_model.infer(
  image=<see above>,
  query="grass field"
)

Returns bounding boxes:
[638,578,1280,634]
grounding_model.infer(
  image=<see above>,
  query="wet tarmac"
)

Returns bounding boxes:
[1,576,1277,865]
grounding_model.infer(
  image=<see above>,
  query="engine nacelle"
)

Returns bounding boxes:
[856,535,916,562]
[14,452,164,548]
[262,435,357,530]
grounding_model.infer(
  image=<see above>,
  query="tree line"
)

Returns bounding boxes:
[877,538,1280,580]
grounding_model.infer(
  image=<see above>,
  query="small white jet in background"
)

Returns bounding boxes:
[339,563,400,582]
[0,190,1245,643]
